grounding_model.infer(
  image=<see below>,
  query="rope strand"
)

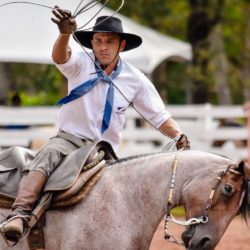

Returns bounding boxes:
[73,0,101,18]
[0,1,54,9]
[76,0,109,29]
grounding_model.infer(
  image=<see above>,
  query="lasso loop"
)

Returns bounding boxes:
[0,0,124,26]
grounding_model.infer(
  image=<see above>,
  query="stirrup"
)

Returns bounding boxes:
[0,214,30,246]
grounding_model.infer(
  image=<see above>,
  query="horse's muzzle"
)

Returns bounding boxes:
[182,226,214,250]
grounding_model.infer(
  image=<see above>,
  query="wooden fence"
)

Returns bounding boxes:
[0,104,248,161]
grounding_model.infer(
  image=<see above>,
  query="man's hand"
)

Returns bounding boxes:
[176,134,190,150]
[51,5,77,35]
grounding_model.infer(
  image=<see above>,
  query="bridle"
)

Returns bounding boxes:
[164,156,243,246]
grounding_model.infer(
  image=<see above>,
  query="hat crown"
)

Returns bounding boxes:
[93,16,124,33]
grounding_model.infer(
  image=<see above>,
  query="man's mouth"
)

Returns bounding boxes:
[100,53,109,57]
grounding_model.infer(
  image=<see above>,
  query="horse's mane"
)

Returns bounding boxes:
[109,151,171,166]
[109,150,233,172]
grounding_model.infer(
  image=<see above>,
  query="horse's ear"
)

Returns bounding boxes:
[238,160,250,180]
[238,160,250,206]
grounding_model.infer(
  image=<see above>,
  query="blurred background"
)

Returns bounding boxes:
[0,0,249,161]
[0,1,250,249]
[2,0,250,105]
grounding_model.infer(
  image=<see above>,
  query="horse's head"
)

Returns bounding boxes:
[181,160,250,250]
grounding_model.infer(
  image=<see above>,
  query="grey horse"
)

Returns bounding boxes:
[0,150,249,250]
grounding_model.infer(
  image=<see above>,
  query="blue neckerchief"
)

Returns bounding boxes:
[56,60,122,133]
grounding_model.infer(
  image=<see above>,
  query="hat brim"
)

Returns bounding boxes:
[73,30,142,52]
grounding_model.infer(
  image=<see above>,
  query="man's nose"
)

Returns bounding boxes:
[100,43,107,50]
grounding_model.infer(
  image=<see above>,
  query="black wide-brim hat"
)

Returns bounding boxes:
[74,16,142,52]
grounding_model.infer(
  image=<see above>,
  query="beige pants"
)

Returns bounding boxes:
[28,130,90,177]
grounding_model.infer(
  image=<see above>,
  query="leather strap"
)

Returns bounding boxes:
[28,215,45,250]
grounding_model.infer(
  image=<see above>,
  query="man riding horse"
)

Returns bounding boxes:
[0,6,189,243]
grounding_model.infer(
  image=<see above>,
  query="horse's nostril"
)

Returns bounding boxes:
[181,226,195,248]
[200,236,211,249]
[181,234,191,248]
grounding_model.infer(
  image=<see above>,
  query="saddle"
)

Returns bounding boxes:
[0,141,117,249]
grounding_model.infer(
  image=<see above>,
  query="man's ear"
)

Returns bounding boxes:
[120,40,126,52]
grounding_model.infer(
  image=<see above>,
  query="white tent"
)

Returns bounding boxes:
[0,0,192,74]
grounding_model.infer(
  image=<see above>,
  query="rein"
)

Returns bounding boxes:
[164,157,242,246]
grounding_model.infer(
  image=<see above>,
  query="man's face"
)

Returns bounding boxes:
[91,32,126,66]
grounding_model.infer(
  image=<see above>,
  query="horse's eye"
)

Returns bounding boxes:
[223,184,234,196]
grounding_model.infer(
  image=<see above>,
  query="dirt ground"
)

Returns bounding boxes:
[150,216,250,250]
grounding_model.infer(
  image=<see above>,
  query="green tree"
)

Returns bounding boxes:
[4,1,250,105]
[187,0,225,103]
[106,0,190,104]
[0,63,11,105]
[7,63,63,105]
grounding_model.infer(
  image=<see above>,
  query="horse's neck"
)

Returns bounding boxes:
[106,151,232,211]
[104,153,184,225]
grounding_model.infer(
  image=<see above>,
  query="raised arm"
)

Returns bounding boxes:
[51,6,77,64]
